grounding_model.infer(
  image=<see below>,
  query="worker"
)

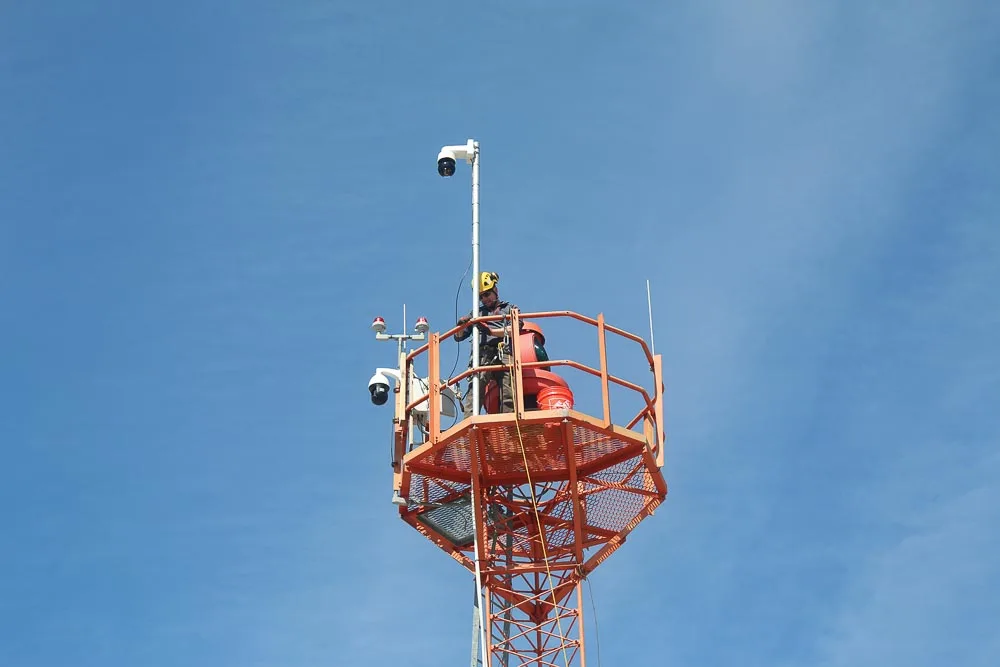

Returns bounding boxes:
[454,271,519,416]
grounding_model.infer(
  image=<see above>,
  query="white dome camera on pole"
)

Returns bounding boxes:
[437,137,488,667]
[437,139,482,417]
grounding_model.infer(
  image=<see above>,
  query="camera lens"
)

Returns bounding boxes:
[370,383,389,405]
[437,157,456,177]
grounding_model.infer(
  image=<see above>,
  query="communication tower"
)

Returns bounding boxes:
[369,141,668,666]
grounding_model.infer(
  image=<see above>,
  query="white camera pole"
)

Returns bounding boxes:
[470,141,481,417]
[467,140,488,667]
[440,138,487,667]
[439,139,482,414]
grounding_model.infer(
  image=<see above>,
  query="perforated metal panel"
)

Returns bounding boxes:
[581,456,656,535]
[405,472,470,506]
[406,413,646,484]
[400,412,665,577]
[424,428,472,472]
[416,495,475,546]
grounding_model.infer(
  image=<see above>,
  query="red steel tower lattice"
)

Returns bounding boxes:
[389,308,667,667]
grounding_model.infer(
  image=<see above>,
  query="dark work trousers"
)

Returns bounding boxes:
[461,344,515,417]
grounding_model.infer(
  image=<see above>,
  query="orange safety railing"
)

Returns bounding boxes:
[395,308,665,469]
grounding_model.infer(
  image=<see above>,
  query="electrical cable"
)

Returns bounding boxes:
[448,258,473,380]
[447,258,473,428]
[388,419,395,468]
[586,577,603,667]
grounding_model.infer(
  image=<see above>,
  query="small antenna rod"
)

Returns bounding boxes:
[646,280,656,356]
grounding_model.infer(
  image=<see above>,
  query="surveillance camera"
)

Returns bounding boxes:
[367,367,402,407]
[437,151,457,177]
[436,141,475,177]
[368,372,390,406]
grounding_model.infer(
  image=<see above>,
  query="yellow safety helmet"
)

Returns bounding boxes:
[475,271,499,293]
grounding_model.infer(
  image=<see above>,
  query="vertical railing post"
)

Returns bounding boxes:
[597,313,611,428]
[564,420,585,564]
[394,348,408,463]
[392,348,408,497]
[644,413,654,458]
[654,354,665,468]
[510,308,524,418]
[428,333,440,441]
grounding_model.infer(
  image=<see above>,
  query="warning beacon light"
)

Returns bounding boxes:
[371,316,386,334]
[414,316,429,334]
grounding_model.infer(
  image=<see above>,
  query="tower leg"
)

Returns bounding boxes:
[473,481,587,666]
[471,583,482,667]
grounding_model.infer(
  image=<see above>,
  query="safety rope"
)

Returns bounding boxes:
[503,311,573,667]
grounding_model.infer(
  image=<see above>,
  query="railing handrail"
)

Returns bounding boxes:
[405,358,654,419]
[410,309,656,372]
[396,309,665,469]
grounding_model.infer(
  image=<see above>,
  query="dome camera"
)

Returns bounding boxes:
[437,151,457,177]
[436,141,475,177]
[368,372,390,406]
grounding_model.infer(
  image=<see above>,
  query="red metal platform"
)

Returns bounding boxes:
[389,309,667,667]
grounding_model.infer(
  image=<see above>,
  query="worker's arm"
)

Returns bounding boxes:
[454,313,479,341]
[484,323,515,337]
[484,304,521,338]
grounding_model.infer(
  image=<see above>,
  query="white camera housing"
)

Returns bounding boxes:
[367,367,458,418]
[437,140,475,177]
[368,369,397,406]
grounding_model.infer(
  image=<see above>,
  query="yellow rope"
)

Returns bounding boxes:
[503,322,573,667]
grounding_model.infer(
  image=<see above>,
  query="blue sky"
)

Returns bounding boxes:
[2,1,998,665]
